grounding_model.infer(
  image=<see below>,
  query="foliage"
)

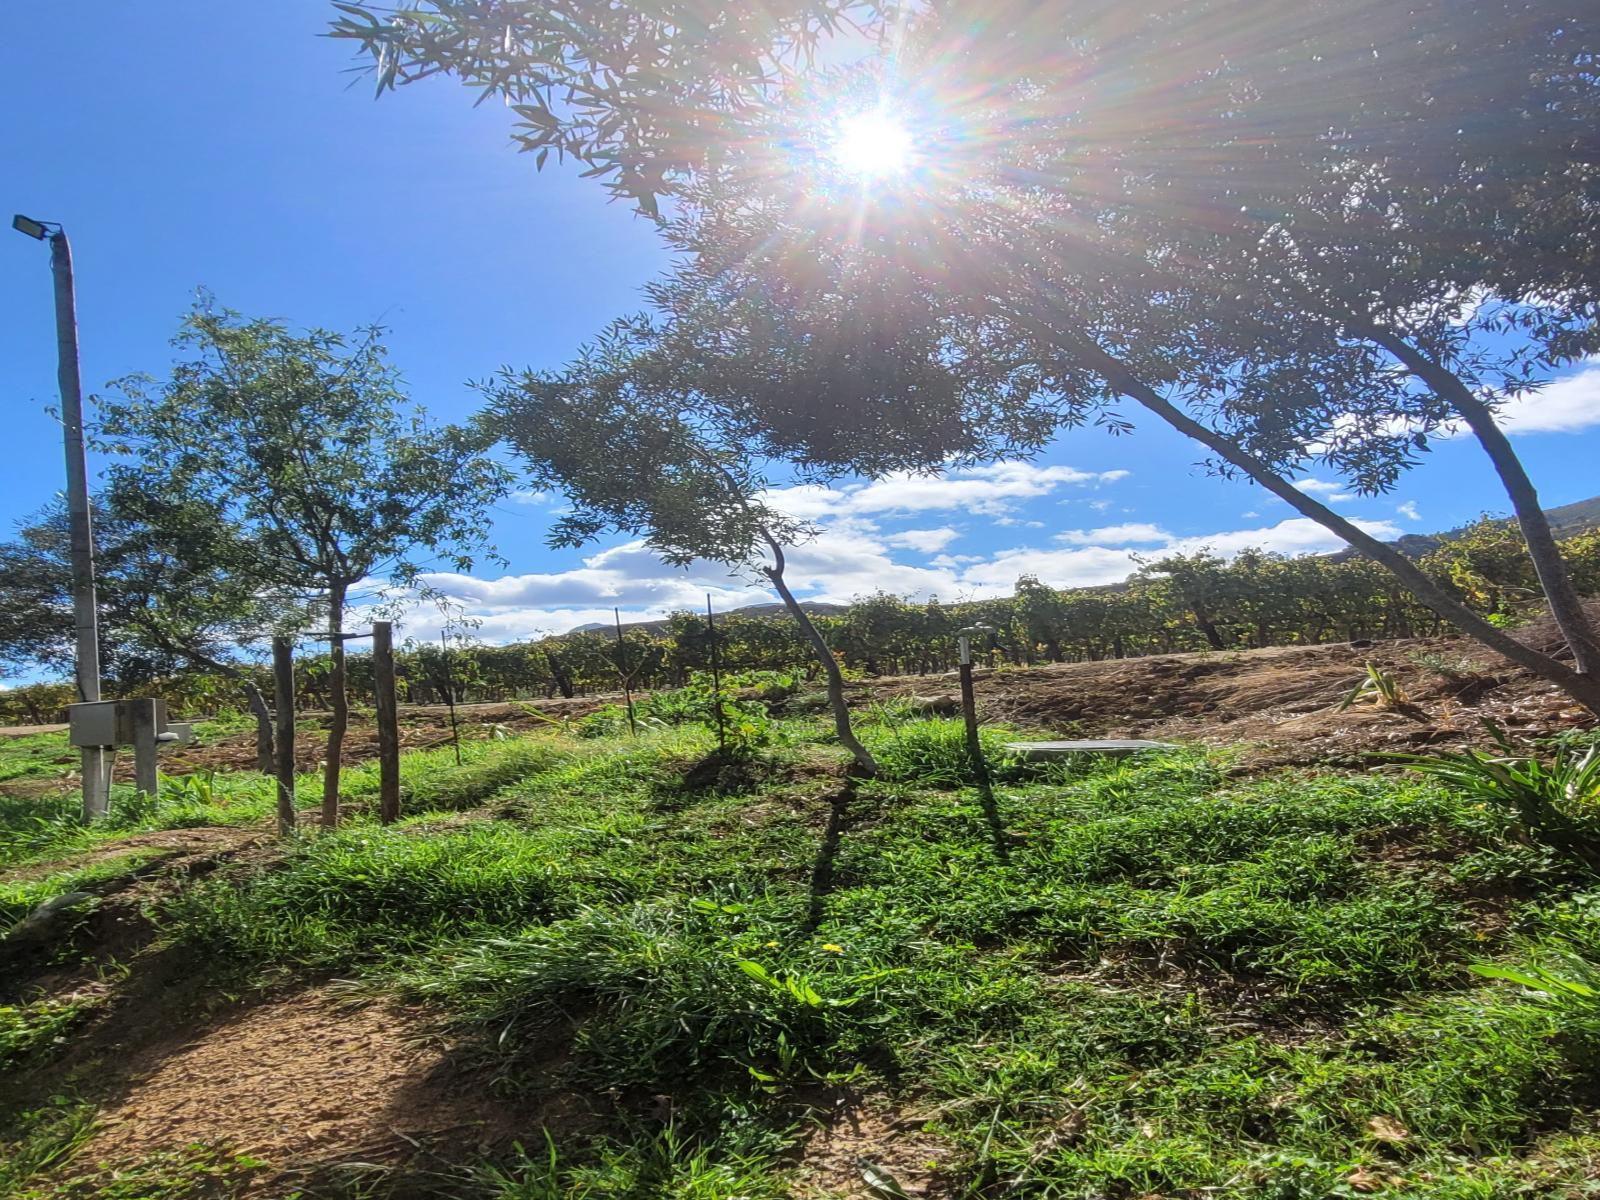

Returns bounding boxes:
[0,998,93,1074]
[1395,725,1600,862]
[866,716,1015,788]
[93,299,512,815]
[1336,664,1409,713]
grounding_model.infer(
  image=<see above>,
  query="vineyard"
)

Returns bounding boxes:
[4,515,1595,729]
[8,2,1600,1198]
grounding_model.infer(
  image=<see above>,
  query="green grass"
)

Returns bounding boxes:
[9,717,1600,1197]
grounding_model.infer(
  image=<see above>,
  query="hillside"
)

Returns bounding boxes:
[4,635,1600,1197]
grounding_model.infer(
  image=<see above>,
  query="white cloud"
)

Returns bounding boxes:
[367,503,1410,648]
[1294,478,1344,496]
[510,489,553,506]
[886,527,960,553]
[1055,523,1169,545]
[1486,363,1600,435]
[762,461,1130,521]
[1397,501,1421,522]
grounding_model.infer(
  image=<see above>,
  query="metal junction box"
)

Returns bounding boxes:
[67,700,120,748]
[67,698,171,747]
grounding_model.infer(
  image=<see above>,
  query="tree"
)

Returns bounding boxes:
[481,337,879,774]
[336,0,1600,713]
[0,495,299,770]
[95,302,511,825]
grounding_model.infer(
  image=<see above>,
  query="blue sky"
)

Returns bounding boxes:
[4,3,1597,650]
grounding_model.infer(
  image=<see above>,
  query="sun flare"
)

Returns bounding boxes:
[831,109,915,179]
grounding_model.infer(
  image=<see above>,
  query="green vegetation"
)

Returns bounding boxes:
[9,512,1598,728]
[9,710,1600,1197]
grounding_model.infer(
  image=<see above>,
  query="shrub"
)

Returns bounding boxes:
[1395,723,1600,861]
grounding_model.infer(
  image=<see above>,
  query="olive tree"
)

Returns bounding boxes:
[333,0,1600,713]
[482,329,879,774]
[96,302,511,825]
[0,495,301,771]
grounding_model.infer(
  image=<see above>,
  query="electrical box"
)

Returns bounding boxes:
[67,701,119,748]
[162,722,195,746]
[68,698,178,747]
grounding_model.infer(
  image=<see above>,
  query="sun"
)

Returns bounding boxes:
[831,108,915,179]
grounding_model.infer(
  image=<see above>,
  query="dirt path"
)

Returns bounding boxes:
[73,989,518,1179]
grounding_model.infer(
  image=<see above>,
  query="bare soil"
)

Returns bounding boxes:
[794,1103,957,1198]
[72,989,520,1184]
[855,630,1594,768]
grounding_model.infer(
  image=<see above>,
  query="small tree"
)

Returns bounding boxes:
[96,302,511,826]
[338,0,1600,716]
[0,495,300,770]
[483,337,878,775]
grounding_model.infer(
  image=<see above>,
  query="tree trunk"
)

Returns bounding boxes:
[322,581,348,829]
[1367,327,1600,676]
[763,544,878,777]
[546,649,575,699]
[243,682,274,774]
[1049,327,1600,715]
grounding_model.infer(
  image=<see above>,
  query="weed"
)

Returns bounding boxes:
[1394,721,1600,860]
[1336,662,1409,711]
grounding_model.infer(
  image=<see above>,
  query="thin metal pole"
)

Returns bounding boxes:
[440,629,462,766]
[372,622,401,824]
[48,230,108,821]
[614,607,638,738]
[706,594,726,752]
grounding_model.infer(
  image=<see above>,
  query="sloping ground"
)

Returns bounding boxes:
[858,632,1590,767]
[74,989,515,1182]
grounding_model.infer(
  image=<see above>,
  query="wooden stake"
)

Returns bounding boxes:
[373,621,401,825]
[706,594,726,752]
[614,607,638,738]
[272,637,296,836]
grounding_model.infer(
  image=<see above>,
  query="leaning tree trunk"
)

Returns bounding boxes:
[322,581,348,829]
[761,536,878,777]
[1042,323,1600,717]
[1366,326,1600,678]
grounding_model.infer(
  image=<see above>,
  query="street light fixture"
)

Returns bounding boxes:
[12,213,51,240]
[11,213,109,820]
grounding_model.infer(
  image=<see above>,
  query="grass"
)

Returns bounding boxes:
[7,716,1600,1197]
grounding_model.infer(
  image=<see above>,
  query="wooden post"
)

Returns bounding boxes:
[129,697,161,798]
[957,627,996,809]
[373,621,401,825]
[272,637,296,836]
[706,594,726,752]
[614,607,638,738]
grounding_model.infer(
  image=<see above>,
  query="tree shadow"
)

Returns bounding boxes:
[805,782,855,933]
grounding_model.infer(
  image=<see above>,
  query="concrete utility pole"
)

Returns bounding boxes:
[12,215,108,819]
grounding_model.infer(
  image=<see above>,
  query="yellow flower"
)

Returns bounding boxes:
[820,943,845,954]
[764,940,780,949]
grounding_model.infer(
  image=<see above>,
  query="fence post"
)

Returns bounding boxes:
[129,697,161,798]
[706,594,726,752]
[614,607,638,738]
[956,623,998,811]
[373,621,401,825]
[272,636,296,836]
